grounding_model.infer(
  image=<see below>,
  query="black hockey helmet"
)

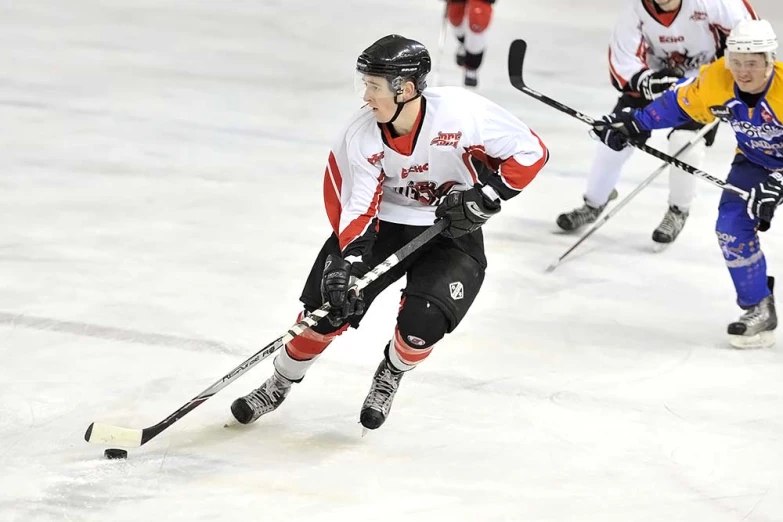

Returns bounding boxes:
[356,34,431,94]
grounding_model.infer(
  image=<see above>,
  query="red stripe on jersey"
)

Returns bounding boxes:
[742,0,759,19]
[498,132,549,190]
[338,171,384,251]
[608,48,629,88]
[323,152,343,235]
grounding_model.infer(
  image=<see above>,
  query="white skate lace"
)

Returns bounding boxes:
[365,367,401,414]
[739,303,768,327]
[244,374,290,415]
[568,205,602,226]
[656,208,686,237]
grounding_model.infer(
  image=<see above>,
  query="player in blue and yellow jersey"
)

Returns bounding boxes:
[595,19,782,349]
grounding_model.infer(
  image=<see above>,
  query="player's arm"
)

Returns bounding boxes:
[323,139,384,265]
[593,65,718,150]
[609,3,681,100]
[710,0,758,38]
[321,136,384,323]
[436,104,549,238]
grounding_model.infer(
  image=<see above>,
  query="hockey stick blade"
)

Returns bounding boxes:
[84,219,448,448]
[507,39,528,91]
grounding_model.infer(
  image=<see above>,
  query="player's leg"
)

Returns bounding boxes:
[715,155,777,349]
[232,224,411,424]
[651,123,715,244]
[360,231,487,430]
[461,0,493,87]
[447,0,467,66]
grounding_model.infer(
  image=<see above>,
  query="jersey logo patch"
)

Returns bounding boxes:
[449,282,464,300]
[709,105,734,120]
[690,11,707,21]
[401,163,429,179]
[392,180,461,206]
[366,152,384,166]
[430,131,462,148]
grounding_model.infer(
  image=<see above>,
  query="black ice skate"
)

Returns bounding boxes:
[230,370,294,425]
[556,189,618,232]
[360,360,404,433]
[728,290,777,349]
[464,69,478,87]
[652,205,689,245]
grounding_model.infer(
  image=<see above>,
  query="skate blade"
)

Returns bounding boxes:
[728,330,775,349]
[223,417,242,429]
[651,241,671,253]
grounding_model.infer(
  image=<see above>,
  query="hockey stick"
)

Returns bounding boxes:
[546,119,720,272]
[84,219,448,448]
[507,39,750,200]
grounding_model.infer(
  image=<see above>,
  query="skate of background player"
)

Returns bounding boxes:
[2,1,783,521]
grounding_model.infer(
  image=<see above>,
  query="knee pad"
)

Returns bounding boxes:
[466,0,492,33]
[397,295,449,348]
[447,0,466,27]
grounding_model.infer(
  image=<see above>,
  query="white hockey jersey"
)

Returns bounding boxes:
[322,86,548,259]
[608,0,757,91]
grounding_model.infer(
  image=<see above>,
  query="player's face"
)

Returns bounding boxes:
[728,53,773,94]
[359,75,398,123]
[652,0,681,11]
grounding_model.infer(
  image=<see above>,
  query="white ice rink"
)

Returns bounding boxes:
[2,1,783,520]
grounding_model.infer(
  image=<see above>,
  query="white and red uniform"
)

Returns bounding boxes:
[609,0,758,88]
[322,86,549,260]
[584,0,757,211]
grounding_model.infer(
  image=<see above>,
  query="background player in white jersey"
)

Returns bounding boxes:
[230,35,549,431]
[558,0,757,245]
[446,0,495,87]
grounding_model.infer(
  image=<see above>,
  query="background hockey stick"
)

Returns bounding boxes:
[430,1,450,87]
[546,119,720,272]
[85,219,448,448]
[507,39,750,200]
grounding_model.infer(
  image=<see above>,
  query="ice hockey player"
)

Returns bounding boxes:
[446,0,495,87]
[593,19,781,349]
[558,0,757,245]
[230,35,549,430]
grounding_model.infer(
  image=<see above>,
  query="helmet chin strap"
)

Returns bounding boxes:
[387,92,422,124]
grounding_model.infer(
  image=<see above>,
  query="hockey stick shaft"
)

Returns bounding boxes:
[430,1,450,87]
[547,119,720,271]
[507,39,749,200]
[84,219,448,448]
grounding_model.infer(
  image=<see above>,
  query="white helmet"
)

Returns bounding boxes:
[726,19,778,54]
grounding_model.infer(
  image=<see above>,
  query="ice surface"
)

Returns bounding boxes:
[1,1,783,521]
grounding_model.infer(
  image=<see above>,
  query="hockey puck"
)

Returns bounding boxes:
[104,448,128,460]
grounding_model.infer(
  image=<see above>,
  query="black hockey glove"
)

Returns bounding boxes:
[435,185,501,238]
[593,108,647,152]
[630,68,682,101]
[321,255,368,326]
[747,171,783,226]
